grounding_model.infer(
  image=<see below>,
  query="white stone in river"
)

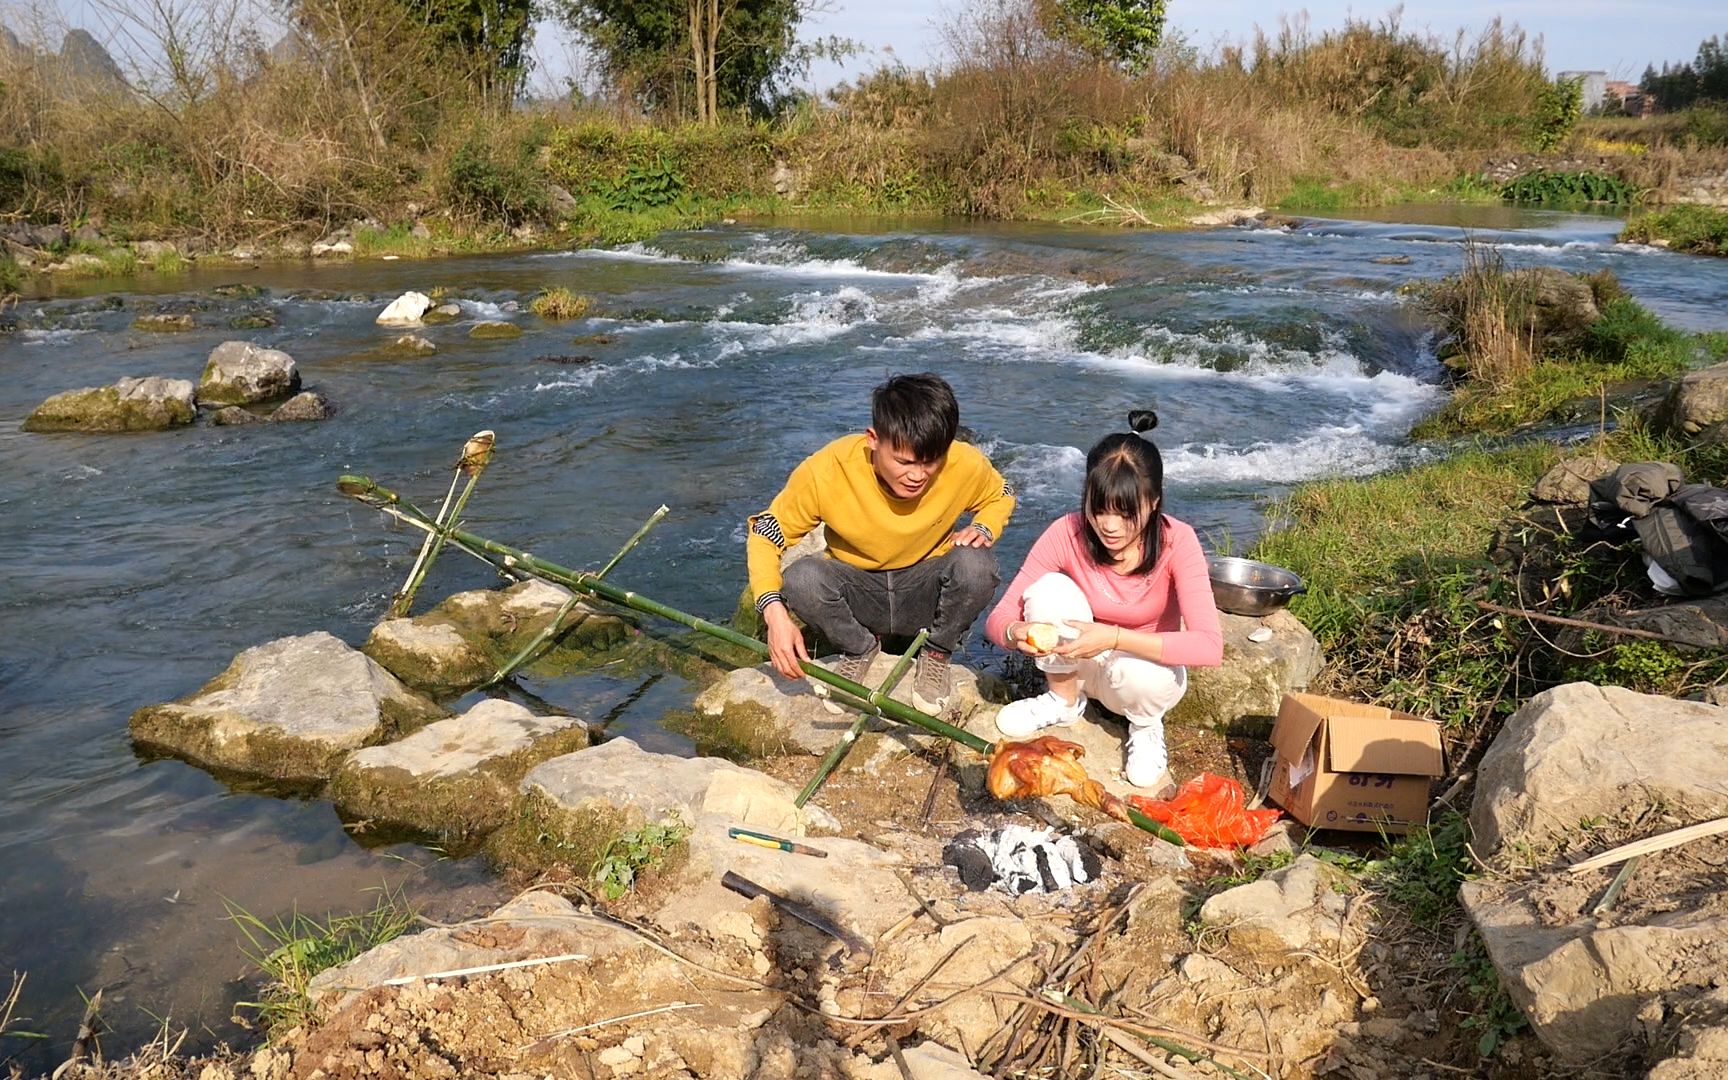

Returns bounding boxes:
[376,291,434,326]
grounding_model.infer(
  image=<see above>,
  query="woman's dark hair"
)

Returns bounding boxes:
[871,373,960,462]
[1081,411,1164,574]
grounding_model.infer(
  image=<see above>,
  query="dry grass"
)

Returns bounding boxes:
[529,287,592,320]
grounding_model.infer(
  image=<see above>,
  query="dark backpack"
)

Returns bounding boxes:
[1589,463,1728,597]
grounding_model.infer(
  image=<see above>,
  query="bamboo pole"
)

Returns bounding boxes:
[482,504,670,688]
[797,629,928,807]
[338,474,1184,847]
[390,431,495,617]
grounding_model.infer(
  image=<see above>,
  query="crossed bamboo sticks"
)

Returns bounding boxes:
[338,432,1184,847]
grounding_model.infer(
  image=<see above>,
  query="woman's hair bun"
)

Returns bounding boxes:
[1127,409,1158,434]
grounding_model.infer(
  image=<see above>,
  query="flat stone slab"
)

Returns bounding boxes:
[130,631,446,783]
[328,699,589,841]
[364,579,632,696]
[516,736,808,838]
[308,890,649,1011]
[690,652,990,759]
[1471,682,1728,858]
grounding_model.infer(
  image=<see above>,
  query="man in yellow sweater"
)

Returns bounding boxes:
[747,373,1015,713]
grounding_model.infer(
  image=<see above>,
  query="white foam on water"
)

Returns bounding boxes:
[531,351,705,393]
[458,299,513,319]
[22,328,94,344]
[709,285,881,350]
[1163,428,1433,484]
[980,441,1087,505]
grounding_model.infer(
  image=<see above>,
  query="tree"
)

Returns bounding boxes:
[558,0,839,121]
[1037,0,1166,71]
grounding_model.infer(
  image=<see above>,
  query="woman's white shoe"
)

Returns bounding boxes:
[994,691,1088,738]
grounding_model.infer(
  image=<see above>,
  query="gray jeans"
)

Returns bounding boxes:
[780,546,1001,657]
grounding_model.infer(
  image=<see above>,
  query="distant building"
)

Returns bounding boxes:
[1604,80,1651,117]
[1558,70,1608,112]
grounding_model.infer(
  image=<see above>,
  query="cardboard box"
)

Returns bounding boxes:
[1268,692,1445,834]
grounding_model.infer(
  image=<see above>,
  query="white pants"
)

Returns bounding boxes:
[1020,572,1187,730]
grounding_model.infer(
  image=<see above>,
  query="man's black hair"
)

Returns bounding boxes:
[871,373,960,462]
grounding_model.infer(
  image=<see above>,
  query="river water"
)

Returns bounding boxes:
[3,207,1726,1066]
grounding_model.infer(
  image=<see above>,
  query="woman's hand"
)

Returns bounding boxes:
[1049,620,1120,660]
[1006,622,1046,656]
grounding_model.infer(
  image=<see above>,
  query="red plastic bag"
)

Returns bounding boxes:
[1127,773,1281,848]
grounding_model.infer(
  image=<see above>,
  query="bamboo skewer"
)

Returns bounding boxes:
[1568,816,1728,874]
[797,629,928,807]
[390,430,495,617]
[338,473,1185,847]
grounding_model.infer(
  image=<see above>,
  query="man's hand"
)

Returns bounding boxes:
[763,602,810,680]
[950,524,994,548]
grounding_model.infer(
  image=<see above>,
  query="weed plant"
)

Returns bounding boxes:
[226,887,415,1034]
[529,287,593,320]
[591,819,690,900]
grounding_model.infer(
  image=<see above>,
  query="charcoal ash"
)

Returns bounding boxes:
[943,824,1102,895]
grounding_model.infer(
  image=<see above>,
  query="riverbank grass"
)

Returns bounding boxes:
[227,888,415,1034]
[1621,203,1728,256]
[1408,254,1725,438]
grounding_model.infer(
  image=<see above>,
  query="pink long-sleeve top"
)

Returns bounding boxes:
[985,512,1224,667]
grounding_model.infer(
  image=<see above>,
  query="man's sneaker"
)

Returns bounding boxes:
[995,691,1088,738]
[817,643,880,714]
[911,648,953,714]
[1123,723,1172,792]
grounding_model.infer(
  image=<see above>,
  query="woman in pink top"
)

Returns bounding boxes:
[985,412,1223,791]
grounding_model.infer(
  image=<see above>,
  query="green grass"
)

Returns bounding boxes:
[590,818,690,900]
[529,286,593,320]
[1249,444,1556,728]
[226,886,416,1034]
[1621,203,1728,256]
[1500,169,1638,206]
[1364,812,1474,925]
[1277,174,1503,211]
[1452,931,1528,1057]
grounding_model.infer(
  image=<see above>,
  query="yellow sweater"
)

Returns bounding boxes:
[748,435,1016,611]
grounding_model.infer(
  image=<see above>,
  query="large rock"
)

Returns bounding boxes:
[363,579,631,696]
[1658,361,1728,440]
[1565,594,1728,652]
[1471,682,1728,858]
[1508,266,1601,352]
[1166,609,1323,735]
[269,390,332,422]
[328,699,589,842]
[1463,882,1728,1064]
[375,291,432,326]
[130,631,446,783]
[197,341,300,406]
[23,376,196,433]
[690,650,991,759]
[1197,854,1352,956]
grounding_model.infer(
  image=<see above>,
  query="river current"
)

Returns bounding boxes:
[3,206,1726,1064]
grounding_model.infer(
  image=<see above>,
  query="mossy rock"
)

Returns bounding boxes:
[228,310,278,330]
[133,313,196,332]
[422,303,462,325]
[211,283,265,299]
[363,581,637,697]
[661,702,797,762]
[328,701,591,846]
[468,320,523,340]
[23,377,196,433]
[129,631,447,784]
[486,787,647,876]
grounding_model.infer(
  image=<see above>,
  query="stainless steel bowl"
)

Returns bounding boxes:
[1207,556,1307,617]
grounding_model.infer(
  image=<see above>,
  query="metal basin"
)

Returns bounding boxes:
[1206,556,1307,617]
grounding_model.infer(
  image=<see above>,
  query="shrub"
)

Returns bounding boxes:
[444,138,548,225]
[1621,203,1728,255]
[1532,76,1583,151]
[1500,169,1637,205]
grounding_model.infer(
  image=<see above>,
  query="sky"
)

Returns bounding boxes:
[27,0,1728,96]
